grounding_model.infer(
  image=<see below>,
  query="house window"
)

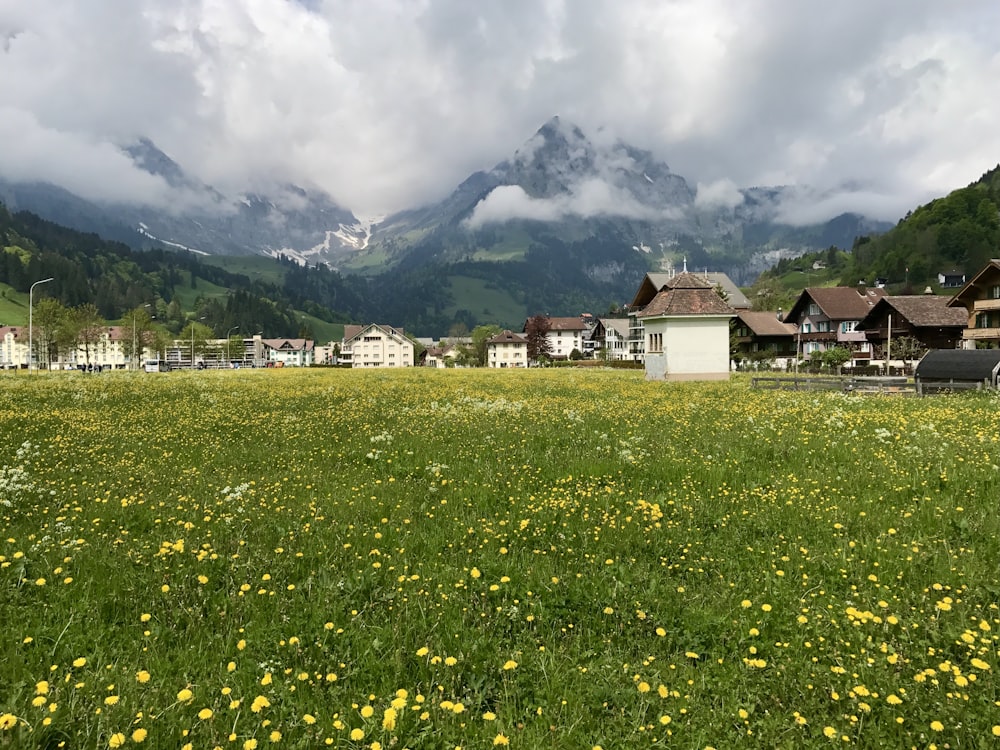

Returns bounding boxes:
[802,323,812,333]
[807,303,820,316]
[804,342,820,354]
[841,321,857,333]
[991,285,1000,300]
[816,321,830,333]
[647,333,663,353]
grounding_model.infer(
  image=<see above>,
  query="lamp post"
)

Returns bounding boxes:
[28,277,54,372]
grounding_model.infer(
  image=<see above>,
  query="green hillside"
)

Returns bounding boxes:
[841,165,1000,289]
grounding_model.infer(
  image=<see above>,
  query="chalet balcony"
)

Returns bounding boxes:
[963,327,1000,340]
[797,331,837,341]
[972,298,1000,312]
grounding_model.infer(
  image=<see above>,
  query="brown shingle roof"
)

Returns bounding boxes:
[792,287,887,321]
[869,296,968,328]
[546,317,589,331]
[637,272,736,318]
[736,311,798,336]
[488,330,528,344]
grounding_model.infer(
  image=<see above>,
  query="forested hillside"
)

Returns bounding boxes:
[0,204,354,338]
[841,165,1000,288]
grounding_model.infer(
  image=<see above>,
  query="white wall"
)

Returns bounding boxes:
[644,316,732,380]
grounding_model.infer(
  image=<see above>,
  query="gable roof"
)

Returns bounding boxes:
[263,338,314,352]
[595,318,630,337]
[637,272,736,318]
[488,330,528,345]
[630,271,750,309]
[735,311,798,337]
[546,316,590,332]
[948,259,1000,308]
[342,323,408,345]
[915,349,1000,382]
[856,295,968,330]
[787,286,887,322]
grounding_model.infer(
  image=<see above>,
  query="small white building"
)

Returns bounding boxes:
[523,316,592,360]
[636,272,735,381]
[486,330,528,368]
[592,318,631,361]
[0,326,27,368]
[341,324,414,368]
[262,338,315,367]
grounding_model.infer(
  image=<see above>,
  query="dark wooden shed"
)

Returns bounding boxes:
[914,349,1000,393]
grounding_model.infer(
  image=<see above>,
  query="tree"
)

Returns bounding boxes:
[470,324,502,367]
[893,336,926,371]
[122,305,155,367]
[524,315,552,363]
[179,320,214,366]
[821,346,852,374]
[32,298,72,369]
[73,303,104,367]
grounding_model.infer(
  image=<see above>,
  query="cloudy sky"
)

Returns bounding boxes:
[1,0,998,222]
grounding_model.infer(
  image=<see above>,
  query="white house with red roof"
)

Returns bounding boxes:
[636,272,736,380]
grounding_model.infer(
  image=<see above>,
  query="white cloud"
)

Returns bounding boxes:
[695,179,744,210]
[0,0,997,221]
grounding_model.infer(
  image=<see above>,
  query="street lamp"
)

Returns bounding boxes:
[28,277,54,372]
[132,304,152,371]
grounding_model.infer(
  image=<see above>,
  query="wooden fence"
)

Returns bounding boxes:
[752,375,992,396]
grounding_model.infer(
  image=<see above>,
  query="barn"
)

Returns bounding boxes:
[913,349,1000,393]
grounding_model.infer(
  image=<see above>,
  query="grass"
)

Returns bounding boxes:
[1,369,999,748]
[0,283,28,326]
[200,256,288,286]
[446,276,527,329]
[171,272,231,310]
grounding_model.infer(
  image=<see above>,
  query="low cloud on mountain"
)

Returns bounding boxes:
[1,1,998,221]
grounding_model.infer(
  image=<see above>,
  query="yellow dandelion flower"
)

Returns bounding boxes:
[360,706,374,719]
[470,568,481,579]
[350,728,365,741]
[136,671,150,684]
[108,732,126,748]
[198,708,213,720]
[416,647,429,657]
[992,726,1000,737]
[251,696,271,713]
[637,682,651,693]
[930,721,944,732]
[269,730,281,742]
[382,707,397,730]
[823,727,837,739]
[73,658,86,668]
[177,688,193,703]
[971,658,991,671]
[260,673,272,686]
[493,734,509,746]
[444,656,458,666]
[502,660,518,671]
[483,711,497,721]
[32,696,46,707]
[0,714,18,730]
[36,681,49,695]
[104,695,119,706]
[303,714,316,725]
[741,600,752,608]
[244,740,258,750]
[131,728,147,743]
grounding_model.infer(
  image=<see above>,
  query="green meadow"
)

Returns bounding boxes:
[1,369,999,749]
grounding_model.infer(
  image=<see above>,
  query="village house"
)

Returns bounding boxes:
[522,316,592,360]
[855,294,968,361]
[784,286,887,365]
[591,318,631,361]
[486,329,529,368]
[340,324,414,367]
[627,269,748,362]
[636,271,736,380]
[947,259,1000,349]
[730,311,799,370]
